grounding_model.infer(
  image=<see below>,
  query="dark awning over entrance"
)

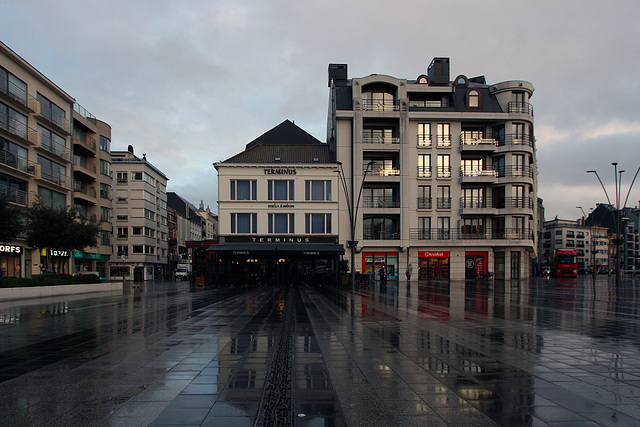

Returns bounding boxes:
[207,243,345,256]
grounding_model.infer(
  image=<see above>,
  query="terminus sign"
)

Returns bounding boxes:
[263,168,296,175]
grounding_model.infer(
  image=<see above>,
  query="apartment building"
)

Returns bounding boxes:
[213,120,344,286]
[71,105,113,277]
[0,42,84,276]
[196,201,218,240]
[111,147,168,281]
[167,192,206,274]
[542,218,609,273]
[327,58,537,280]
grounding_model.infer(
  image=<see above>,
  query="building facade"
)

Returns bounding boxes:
[327,59,538,281]
[71,105,113,277]
[1,41,116,278]
[213,120,344,286]
[542,218,609,273]
[587,204,639,273]
[111,147,168,281]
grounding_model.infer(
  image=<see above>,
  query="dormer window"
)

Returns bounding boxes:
[467,90,480,108]
[454,75,469,86]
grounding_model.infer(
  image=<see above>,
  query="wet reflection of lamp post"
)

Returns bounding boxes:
[335,160,375,286]
[587,164,640,285]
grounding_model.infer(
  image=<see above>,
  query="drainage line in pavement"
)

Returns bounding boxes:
[255,288,295,427]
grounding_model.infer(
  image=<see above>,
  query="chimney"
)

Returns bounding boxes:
[428,58,450,85]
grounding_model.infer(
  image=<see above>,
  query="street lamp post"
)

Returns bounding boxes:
[587,163,640,284]
[335,160,375,287]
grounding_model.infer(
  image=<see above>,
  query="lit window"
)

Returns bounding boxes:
[467,90,480,108]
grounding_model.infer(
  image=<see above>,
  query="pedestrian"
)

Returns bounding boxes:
[433,261,441,279]
[405,263,413,282]
[379,266,386,284]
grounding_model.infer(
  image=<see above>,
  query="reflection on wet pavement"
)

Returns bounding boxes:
[0,277,638,425]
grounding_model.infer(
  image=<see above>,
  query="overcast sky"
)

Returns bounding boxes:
[2,0,639,220]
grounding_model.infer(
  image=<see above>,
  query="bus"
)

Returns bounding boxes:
[551,249,578,278]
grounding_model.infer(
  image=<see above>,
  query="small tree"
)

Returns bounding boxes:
[0,194,25,242]
[26,199,101,274]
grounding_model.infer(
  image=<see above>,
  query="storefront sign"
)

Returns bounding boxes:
[267,203,295,208]
[263,168,296,175]
[225,236,338,244]
[0,245,22,254]
[41,249,69,257]
[419,251,450,258]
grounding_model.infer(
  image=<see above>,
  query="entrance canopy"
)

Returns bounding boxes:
[207,243,345,257]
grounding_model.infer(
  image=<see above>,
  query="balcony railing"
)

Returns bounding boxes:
[436,135,452,148]
[436,197,452,209]
[508,101,533,116]
[495,165,534,178]
[0,185,29,206]
[363,228,400,240]
[498,133,534,148]
[460,167,497,178]
[73,157,97,175]
[417,197,432,209]
[492,197,534,209]
[73,180,97,198]
[0,149,29,173]
[39,167,69,188]
[38,133,71,161]
[367,167,401,176]
[417,135,432,147]
[436,166,451,178]
[0,109,28,140]
[363,196,400,208]
[408,100,444,108]
[460,197,489,209]
[417,166,432,178]
[362,135,400,144]
[73,136,97,153]
[409,228,534,241]
[362,99,399,111]
[459,134,498,148]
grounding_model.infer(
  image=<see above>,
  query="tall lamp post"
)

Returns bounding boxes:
[587,163,640,285]
[335,160,375,287]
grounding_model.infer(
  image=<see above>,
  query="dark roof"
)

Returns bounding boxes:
[245,120,323,149]
[221,119,334,164]
[222,144,334,164]
[167,192,202,223]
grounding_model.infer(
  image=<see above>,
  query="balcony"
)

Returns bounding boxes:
[459,197,496,214]
[493,197,534,210]
[367,166,401,177]
[33,101,71,135]
[73,180,97,204]
[0,185,30,207]
[0,149,31,175]
[73,136,97,155]
[417,197,432,209]
[362,135,399,145]
[36,133,72,162]
[409,228,534,241]
[363,228,400,240]
[460,167,496,183]
[363,196,400,208]
[507,101,533,117]
[362,99,399,112]
[0,81,36,114]
[73,157,97,180]
[459,135,497,152]
[36,167,70,190]
[496,165,535,180]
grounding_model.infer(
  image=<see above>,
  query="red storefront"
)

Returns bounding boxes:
[418,251,449,280]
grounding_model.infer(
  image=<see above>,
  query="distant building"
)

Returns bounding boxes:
[196,201,218,240]
[586,204,639,272]
[542,218,609,273]
[111,147,168,281]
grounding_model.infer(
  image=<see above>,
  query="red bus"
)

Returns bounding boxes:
[551,249,578,277]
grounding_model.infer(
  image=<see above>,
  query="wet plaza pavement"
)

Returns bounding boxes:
[0,277,639,426]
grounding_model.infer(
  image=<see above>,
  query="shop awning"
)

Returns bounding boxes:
[206,243,345,256]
